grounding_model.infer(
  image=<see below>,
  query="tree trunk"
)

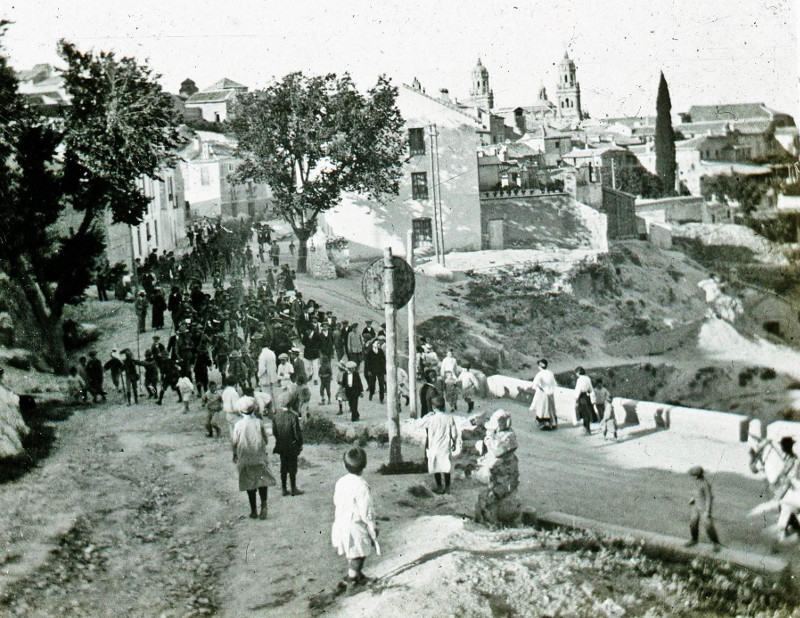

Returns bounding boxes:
[13,257,69,374]
[295,233,310,274]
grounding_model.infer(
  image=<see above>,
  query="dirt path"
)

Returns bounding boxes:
[0,379,792,617]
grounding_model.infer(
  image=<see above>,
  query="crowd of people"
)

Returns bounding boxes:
[65,216,742,586]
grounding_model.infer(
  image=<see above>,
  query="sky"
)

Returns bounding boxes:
[3,0,798,120]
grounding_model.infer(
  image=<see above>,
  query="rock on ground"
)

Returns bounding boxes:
[0,385,28,458]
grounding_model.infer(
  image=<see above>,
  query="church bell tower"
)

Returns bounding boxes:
[556,52,582,120]
[470,57,494,110]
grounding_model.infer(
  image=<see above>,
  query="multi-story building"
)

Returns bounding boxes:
[322,81,486,258]
[179,131,272,220]
[105,166,187,268]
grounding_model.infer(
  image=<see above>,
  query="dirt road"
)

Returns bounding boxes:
[0,378,791,617]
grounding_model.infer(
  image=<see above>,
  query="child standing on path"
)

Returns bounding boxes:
[202,381,223,438]
[319,355,333,405]
[685,465,722,551]
[331,447,380,589]
[177,373,194,414]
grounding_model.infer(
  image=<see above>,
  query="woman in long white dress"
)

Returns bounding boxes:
[530,358,558,430]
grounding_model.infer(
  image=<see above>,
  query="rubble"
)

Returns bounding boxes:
[474,409,522,526]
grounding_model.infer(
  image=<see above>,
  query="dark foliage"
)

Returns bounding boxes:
[229,72,406,272]
[655,72,676,196]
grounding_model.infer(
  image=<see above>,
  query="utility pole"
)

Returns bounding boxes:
[428,124,442,265]
[431,125,445,267]
[611,157,617,190]
[406,229,418,418]
[383,247,401,465]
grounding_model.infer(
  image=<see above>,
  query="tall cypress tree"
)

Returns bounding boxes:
[655,72,676,196]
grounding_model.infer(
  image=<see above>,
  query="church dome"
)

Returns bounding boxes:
[473,57,489,78]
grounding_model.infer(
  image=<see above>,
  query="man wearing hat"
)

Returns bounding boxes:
[342,361,364,422]
[361,320,376,346]
[346,322,363,369]
[103,349,123,394]
[276,353,294,389]
[85,350,106,403]
[333,320,348,362]
[685,465,721,550]
[777,436,800,540]
[272,392,304,496]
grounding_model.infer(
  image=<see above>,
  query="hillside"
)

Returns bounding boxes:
[411,239,800,422]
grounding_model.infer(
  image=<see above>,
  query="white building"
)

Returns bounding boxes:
[179,131,272,220]
[323,82,487,259]
[184,78,248,123]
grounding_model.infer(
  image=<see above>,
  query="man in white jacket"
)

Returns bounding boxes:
[420,395,462,494]
[257,344,278,396]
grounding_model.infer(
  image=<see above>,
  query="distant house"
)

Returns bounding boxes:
[15,63,69,111]
[677,103,798,161]
[184,78,248,123]
[179,131,272,220]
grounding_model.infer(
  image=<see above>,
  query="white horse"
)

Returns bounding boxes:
[748,436,800,538]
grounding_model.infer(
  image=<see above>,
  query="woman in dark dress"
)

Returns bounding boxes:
[151,288,167,330]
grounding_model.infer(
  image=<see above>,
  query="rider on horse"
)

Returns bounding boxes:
[777,436,800,539]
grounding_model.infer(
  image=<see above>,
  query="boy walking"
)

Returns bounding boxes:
[272,395,304,496]
[685,466,722,551]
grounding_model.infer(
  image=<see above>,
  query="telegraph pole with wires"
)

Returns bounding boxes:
[428,124,441,264]
[430,124,445,266]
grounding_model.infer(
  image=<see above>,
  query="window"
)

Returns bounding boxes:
[228,163,235,172]
[411,172,428,200]
[167,178,174,204]
[412,217,433,247]
[200,167,210,185]
[409,128,425,156]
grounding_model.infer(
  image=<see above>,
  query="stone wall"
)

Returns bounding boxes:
[479,194,607,251]
[486,373,750,444]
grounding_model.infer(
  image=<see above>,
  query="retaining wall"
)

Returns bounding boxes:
[486,374,750,443]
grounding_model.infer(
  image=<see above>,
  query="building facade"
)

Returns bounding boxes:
[322,83,485,259]
[179,131,272,220]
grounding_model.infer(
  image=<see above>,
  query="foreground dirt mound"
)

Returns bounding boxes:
[0,385,28,458]
[321,516,796,617]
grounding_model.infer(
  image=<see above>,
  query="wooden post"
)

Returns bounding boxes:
[406,230,418,419]
[384,247,402,465]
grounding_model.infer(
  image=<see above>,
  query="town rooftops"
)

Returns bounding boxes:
[676,118,774,136]
[205,78,248,91]
[684,103,773,122]
[185,89,239,105]
[15,63,57,83]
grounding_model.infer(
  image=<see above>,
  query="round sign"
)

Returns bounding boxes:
[361,256,416,310]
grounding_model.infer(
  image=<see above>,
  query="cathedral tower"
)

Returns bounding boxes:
[556,52,582,120]
[470,57,494,110]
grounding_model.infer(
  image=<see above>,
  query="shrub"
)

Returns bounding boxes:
[759,367,777,380]
[302,415,345,444]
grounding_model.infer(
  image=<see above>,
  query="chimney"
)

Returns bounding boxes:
[439,88,450,103]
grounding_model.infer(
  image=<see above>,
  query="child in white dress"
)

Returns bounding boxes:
[331,447,380,588]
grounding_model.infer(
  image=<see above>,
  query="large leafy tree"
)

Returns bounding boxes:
[0,29,181,371]
[230,72,406,273]
[655,71,677,196]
